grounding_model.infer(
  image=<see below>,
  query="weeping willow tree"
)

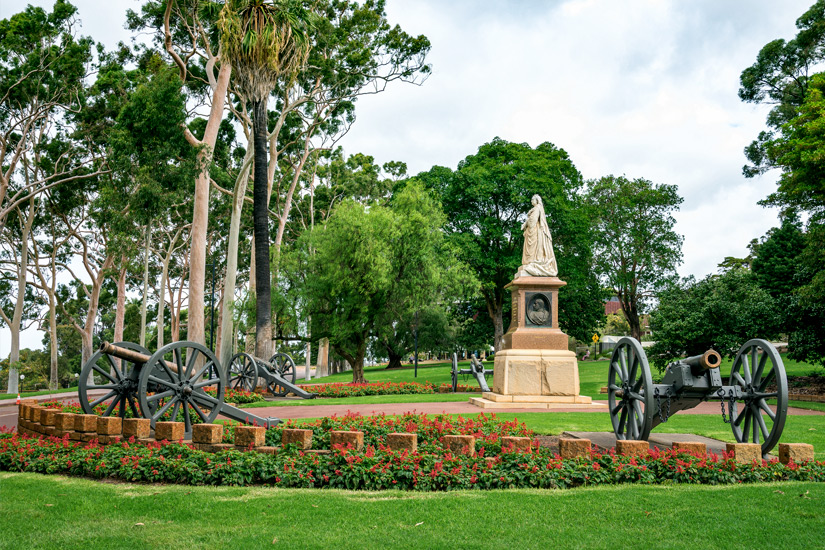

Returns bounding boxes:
[218,0,311,357]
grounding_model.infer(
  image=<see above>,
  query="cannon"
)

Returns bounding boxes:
[78,340,314,436]
[226,351,315,398]
[607,337,788,456]
[451,353,493,392]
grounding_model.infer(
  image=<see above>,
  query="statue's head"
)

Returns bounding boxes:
[531,194,541,207]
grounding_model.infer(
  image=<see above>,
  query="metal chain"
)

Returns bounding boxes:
[655,388,672,423]
[717,388,735,424]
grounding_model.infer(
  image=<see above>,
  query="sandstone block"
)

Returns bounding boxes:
[672,441,707,456]
[155,421,184,441]
[207,443,234,453]
[96,416,122,435]
[30,406,46,423]
[81,433,97,442]
[559,438,591,459]
[75,415,99,432]
[330,430,365,451]
[234,426,266,447]
[40,408,62,426]
[617,440,649,457]
[192,424,224,444]
[54,413,77,432]
[69,432,82,441]
[123,418,151,439]
[443,434,476,457]
[501,436,532,452]
[726,443,761,464]
[386,432,417,452]
[779,443,814,465]
[281,428,313,450]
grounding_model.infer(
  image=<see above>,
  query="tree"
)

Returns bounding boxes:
[0,0,100,232]
[218,0,312,358]
[751,214,806,298]
[298,181,473,383]
[586,175,684,341]
[415,138,603,350]
[648,269,780,372]
[738,0,825,178]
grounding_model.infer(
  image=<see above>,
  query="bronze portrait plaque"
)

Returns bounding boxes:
[525,292,552,327]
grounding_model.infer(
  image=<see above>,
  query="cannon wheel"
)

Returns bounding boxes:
[728,339,788,456]
[267,352,296,397]
[78,341,149,418]
[608,338,654,441]
[228,352,259,392]
[451,353,459,392]
[137,341,226,433]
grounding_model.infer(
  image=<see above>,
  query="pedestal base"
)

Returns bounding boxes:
[492,348,582,396]
[469,393,597,409]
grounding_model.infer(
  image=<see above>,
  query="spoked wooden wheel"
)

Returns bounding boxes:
[267,352,296,397]
[79,341,148,418]
[138,341,226,433]
[608,337,654,441]
[228,352,259,392]
[728,339,788,456]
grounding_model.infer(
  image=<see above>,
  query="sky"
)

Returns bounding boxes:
[0,0,817,352]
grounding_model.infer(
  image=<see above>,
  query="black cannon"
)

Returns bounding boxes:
[226,351,316,399]
[607,337,788,456]
[78,340,314,436]
[451,353,493,392]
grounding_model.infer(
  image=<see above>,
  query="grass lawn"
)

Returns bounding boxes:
[0,386,79,401]
[242,392,472,408]
[1,472,823,549]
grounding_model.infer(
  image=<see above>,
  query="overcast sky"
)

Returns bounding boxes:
[0,0,816,352]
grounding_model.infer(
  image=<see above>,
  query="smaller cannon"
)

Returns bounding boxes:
[227,351,316,399]
[608,338,788,456]
[451,353,493,392]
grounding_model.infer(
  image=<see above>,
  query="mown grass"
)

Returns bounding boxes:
[0,386,79,401]
[1,472,823,550]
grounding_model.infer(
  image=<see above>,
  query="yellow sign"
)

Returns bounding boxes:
[591,334,599,343]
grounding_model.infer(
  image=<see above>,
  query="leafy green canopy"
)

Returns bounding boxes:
[739,0,825,178]
[586,175,684,341]
[297,181,474,382]
[648,270,779,371]
[414,138,602,346]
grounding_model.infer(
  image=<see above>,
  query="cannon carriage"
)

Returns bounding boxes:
[451,353,493,392]
[607,337,788,456]
[78,340,315,436]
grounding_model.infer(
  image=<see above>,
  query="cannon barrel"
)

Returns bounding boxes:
[682,349,722,374]
[99,341,179,373]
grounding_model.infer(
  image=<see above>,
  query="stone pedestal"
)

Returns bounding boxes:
[470,275,594,409]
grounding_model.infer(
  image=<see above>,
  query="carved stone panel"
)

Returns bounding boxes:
[524,292,552,327]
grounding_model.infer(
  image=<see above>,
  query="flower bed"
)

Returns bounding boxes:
[296,381,482,397]
[3,412,824,490]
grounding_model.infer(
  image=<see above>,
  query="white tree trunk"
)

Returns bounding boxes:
[140,225,151,347]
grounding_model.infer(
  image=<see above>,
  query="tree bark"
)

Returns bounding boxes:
[186,62,231,351]
[5,198,35,393]
[219,147,252,368]
[384,341,404,370]
[486,295,505,352]
[114,259,127,346]
[139,225,151,347]
[252,97,272,359]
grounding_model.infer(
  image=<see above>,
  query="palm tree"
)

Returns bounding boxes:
[218,0,311,357]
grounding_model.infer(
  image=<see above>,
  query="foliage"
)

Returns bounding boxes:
[586,175,684,341]
[414,138,603,349]
[297,381,437,398]
[738,0,825,179]
[297,181,475,382]
[648,269,779,371]
[3,423,824,490]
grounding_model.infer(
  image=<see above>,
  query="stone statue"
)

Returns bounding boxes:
[516,194,558,278]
